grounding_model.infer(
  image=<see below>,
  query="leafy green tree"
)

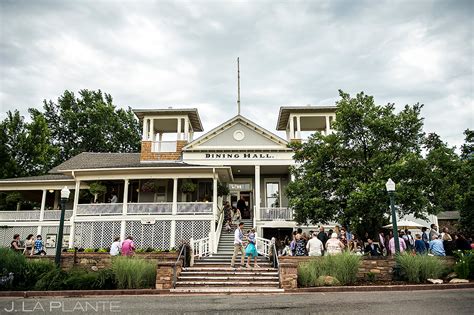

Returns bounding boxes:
[35,89,141,164]
[0,110,57,179]
[459,129,474,237]
[286,90,448,238]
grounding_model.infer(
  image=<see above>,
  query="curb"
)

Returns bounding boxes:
[285,282,474,293]
[0,283,472,297]
[0,289,170,298]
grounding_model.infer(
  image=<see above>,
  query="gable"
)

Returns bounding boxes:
[184,115,289,151]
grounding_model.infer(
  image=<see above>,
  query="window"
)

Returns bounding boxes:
[266,182,280,208]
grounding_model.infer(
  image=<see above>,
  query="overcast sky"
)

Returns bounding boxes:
[1,0,472,148]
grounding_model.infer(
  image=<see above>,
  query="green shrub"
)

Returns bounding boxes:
[84,248,95,253]
[94,268,116,290]
[396,253,446,283]
[453,250,474,279]
[297,253,361,287]
[34,268,68,291]
[366,272,376,282]
[62,269,99,290]
[314,275,341,286]
[112,257,156,289]
[25,259,56,289]
[0,248,27,290]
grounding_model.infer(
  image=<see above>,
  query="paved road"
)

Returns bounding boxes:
[0,289,472,314]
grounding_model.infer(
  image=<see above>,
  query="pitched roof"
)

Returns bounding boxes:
[276,105,337,130]
[0,174,73,182]
[132,108,203,131]
[184,115,289,150]
[49,152,196,173]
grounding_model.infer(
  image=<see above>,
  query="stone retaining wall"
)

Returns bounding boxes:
[278,256,456,289]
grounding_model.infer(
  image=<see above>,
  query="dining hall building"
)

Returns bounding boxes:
[0,105,443,254]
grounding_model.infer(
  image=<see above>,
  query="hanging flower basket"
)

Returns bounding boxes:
[141,180,159,193]
[180,182,197,194]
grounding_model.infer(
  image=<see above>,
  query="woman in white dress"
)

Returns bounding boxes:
[232,207,242,226]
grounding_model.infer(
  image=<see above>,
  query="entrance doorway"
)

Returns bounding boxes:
[230,191,252,219]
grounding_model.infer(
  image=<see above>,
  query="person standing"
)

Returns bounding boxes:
[421,227,430,249]
[414,234,427,254]
[306,232,324,256]
[237,196,248,218]
[429,224,439,241]
[121,236,135,256]
[231,222,246,268]
[389,233,407,254]
[317,226,328,247]
[245,228,259,268]
[110,236,121,256]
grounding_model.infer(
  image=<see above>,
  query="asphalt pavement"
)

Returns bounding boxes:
[0,289,472,314]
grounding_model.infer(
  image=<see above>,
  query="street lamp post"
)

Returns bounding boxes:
[55,186,70,267]
[385,178,400,254]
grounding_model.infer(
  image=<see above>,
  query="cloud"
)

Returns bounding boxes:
[0,0,472,148]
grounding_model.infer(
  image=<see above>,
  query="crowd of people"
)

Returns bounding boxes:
[275,224,474,257]
[9,233,46,256]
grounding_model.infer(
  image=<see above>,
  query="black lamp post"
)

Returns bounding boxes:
[386,178,400,254]
[55,186,70,267]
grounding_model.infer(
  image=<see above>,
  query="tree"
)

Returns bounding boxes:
[459,129,474,237]
[0,110,57,179]
[286,90,444,238]
[35,89,141,165]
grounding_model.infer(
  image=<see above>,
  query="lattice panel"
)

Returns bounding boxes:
[0,226,38,247]
[175,220,211,247]
[74,221,121,249]
[125,220,171,250]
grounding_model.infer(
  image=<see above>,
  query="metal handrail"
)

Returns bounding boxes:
[272,242,281,288]
[172,244,187,289]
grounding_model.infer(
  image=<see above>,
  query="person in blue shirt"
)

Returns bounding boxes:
[414,234,427,254]
[429,235,445,256]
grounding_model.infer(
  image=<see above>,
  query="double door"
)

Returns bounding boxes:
[230,191,252,219]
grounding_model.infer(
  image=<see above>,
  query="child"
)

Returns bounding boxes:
[225,220,232,233]
[245,228,259,268]
[34,235,46,255]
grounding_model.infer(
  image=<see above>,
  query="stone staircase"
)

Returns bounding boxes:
[171,219,283,293]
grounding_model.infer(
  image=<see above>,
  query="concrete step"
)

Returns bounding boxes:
[175,281,279,287]
[182,265,278,273]
[180,271,279,276]
[170,287,284,294]
[178,276,279,281]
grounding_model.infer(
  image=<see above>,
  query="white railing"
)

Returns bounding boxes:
[0,211,40,221]
[0,210,73,221]
[127,203,172,214]
[260,207,293,221]
[76,203,123,216]
[190,236,211,262]
[152,141,177,153]
[255,236,272,258]
[214,207,224,252]
[177,202,212,214]
[43,210,73,221]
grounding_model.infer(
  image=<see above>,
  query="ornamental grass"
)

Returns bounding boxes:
[111,256,156,289]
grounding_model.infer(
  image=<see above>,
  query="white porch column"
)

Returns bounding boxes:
[177,118,182,140]
[68,180,80,248]
[212,175,218,253]
[170,178,178,249]
[184,117,189,141]
[120,180,127,242]
[142,118,147,140]
[325,115,330,135]
[149,119,154,142]
[254,165,261,227]
[296,116,301,139]
[37,189,47,236]
[289,115,295,140]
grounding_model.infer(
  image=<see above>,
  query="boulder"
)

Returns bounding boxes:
[445,272,458,280]
[449,278,469,283]
[315,276,341,286]
[427,279,443,284]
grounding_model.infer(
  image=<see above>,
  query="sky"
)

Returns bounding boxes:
[0,0,472,148]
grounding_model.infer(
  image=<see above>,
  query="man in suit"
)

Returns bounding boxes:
[364,238,381,256]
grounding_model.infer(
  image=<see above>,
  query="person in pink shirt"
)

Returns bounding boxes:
[389,233,407,255]
[121,236,135,256]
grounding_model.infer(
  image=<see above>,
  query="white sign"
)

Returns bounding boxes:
[204,153,275,159]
